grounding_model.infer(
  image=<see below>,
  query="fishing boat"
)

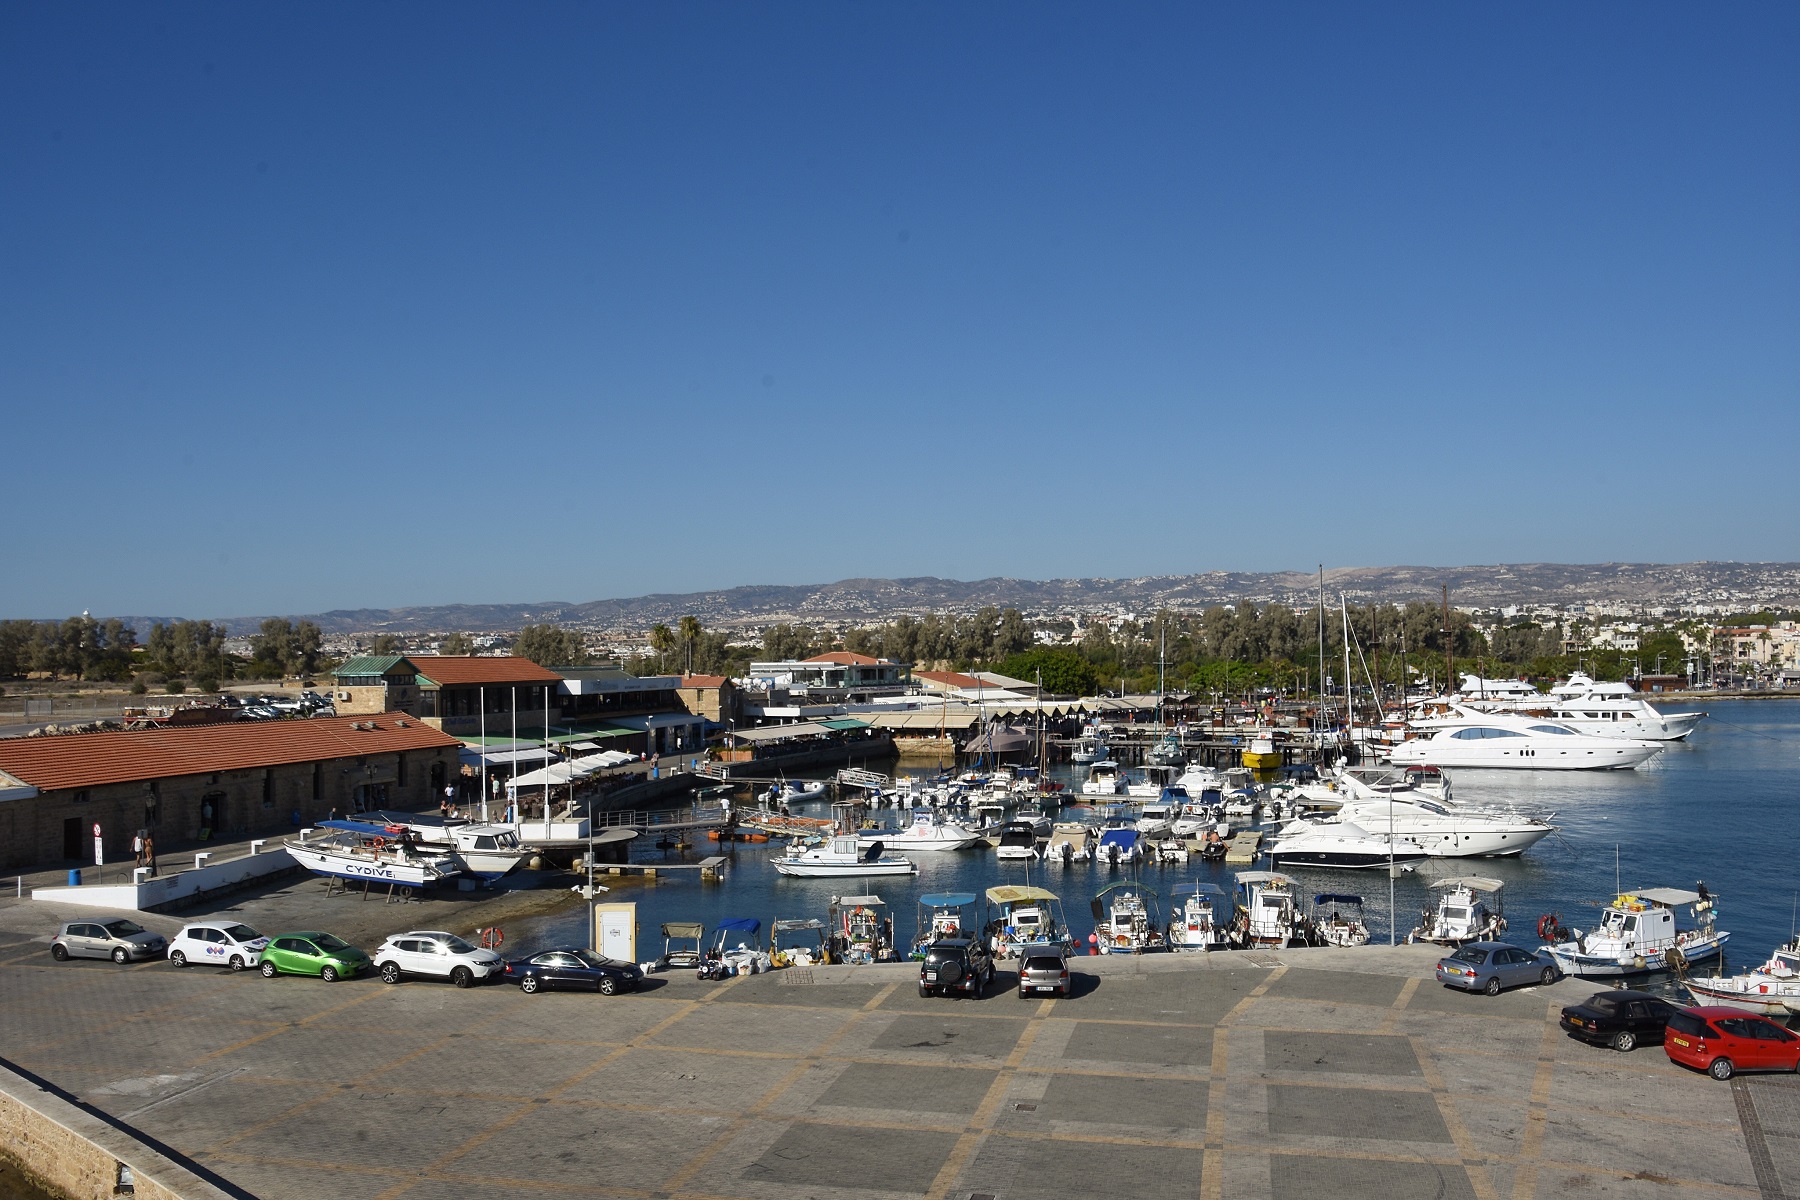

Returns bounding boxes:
[985,885,1073,958]
[1071,730,1107,765]
[993,820,1042,861]
[1232,871,1307,948]
[1265,820,1429,870]
[1309,893,1371,947]
[829,895,897,963]
[1167,882,1230,950]
[657,921,706,970]
[287,821,464,888]
[1683,939,1800,1015]
[1091,883,1165,954]
[1408,877,1508,945]
[1097,826,1141,866]
[770,917,830,967]
[1242,733,1283,770]
[1145,731,1185,768]
[1540,885,1728,978]
[770,835,917,878]
[912,892,978,957]
[855,809,985,852]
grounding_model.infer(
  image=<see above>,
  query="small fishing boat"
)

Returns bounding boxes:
[1683,939,1800,1015]
[1232,871,1307,948]
[771,917,830,967]
[993,820,1042,860]
[1242,733,1283,770]
[1408,877,1508,945]
[1046,822,1095,864]
[830,894,896,964]
[1091,883,1165,954]
[1167,882,1230,951]
[1145,731,1185,768]
[771,836,917,878]
[913,892,978,957]
[657,921,706,970]
[1097,826,1141,866]
[1540,884,1728,978]
[1309,893,1371,947]
[986,885,1074,958]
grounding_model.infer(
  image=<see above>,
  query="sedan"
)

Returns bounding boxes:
[259,931,372,982]
[504,948,642,995]
[1435,941,1560,995]
[1560,989,1680,1052]
[1665,1006,1800,1080]
[51,919,167,964]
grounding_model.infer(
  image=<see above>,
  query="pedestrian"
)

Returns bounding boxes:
[132,830,145,868]
[144,834,157,877]
[327,806,340,822]
[440,789,452,819]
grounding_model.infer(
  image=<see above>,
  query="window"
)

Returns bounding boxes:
[312,764,322,802]
[1528,725,1576,736]
[1666,1012,1711,1038]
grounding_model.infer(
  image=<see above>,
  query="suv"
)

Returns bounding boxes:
[919,937,994,999]
[51,919,167,964]
[1017,945,1073,999]
[374,930,505,988]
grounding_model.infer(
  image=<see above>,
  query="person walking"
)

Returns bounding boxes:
[132,831,145,868]
[144,834,157,877]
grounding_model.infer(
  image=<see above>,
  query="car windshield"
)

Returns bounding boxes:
[103,920,145,937]
[1452,947,1489,965]
[441,935,476,953]
[222,924,261,942]
[313,934,350,952]
[570,950,611,968]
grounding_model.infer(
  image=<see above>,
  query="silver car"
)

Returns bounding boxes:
[51,918,167,964]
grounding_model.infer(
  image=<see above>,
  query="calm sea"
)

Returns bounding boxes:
[521,699,1799,970]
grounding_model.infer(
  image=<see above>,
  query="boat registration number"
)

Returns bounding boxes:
[1671,1037,1691,1047]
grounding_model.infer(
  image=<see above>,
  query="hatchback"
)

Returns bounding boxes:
[259,931,371,982]
[51,919,167,964]
[1664,1006,1800,1080]
[1559,989,1680,1052]
[1017,947,1073,999]
[168,922,269,972]
[1435,941,1560,995]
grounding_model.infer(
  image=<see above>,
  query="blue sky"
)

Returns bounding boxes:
[4,4,1796,619]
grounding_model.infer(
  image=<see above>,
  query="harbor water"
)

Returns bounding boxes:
[523,699,1799,970]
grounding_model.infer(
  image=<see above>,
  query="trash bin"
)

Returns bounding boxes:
[67,869,80,886]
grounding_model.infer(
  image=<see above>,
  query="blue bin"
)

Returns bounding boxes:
[67,869,80,886]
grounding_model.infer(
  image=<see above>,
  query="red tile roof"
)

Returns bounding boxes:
[409,656,562,686]
[0,714,461,793]
[680,675,729,688]
[804,652,881,665]
[916,670,987,689]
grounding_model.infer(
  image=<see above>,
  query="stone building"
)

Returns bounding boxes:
[332,655,564,736]
[0,713,461,870]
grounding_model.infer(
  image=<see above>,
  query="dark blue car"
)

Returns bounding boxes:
[505,947,643,995]
[1435,940,1560,995]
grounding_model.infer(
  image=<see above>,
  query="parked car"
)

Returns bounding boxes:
[51,919,167,964]
[1665,1006,1800,1080]
[375,930,504,987]
[258,931,371,982]
[1017,945,1073,999]
[919,937,994,998]
[1559,989,1680,1051]
[504,948,643,995]
[1435,941,1560,995]
[168,922,269,971]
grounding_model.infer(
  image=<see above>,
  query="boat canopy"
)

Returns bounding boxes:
[1234,871,1296,885]
[1172,882,1225,897]
[1094,881,1158,901]
[1314,894,1364,906]
[773,918,826,932]
[986,886,1058,905]
[1098,829,1139,848]
[661,922,705,938]
[921,892,978,908]
[318,819,401,835]
[1622,888,1705,907]
[1431,876,1504,893]
[834,895,886,908]
[717,918,762,933]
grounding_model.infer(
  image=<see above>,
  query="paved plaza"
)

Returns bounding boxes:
[0,933,1791,1200]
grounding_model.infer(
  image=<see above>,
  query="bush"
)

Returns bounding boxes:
[165,680,186,695]
[193,675,220,694]
[128,680,147,695]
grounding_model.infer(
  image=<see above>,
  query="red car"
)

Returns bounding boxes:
[1664,1006,1800,1080]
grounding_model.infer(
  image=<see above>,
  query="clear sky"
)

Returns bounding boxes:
[5,4,1796,619]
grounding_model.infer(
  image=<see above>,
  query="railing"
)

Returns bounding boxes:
[592,802,731,831]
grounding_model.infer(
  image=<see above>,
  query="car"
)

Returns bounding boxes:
[504,948,643,994]
[1665,1006,1800,1080]
[168,922,269,971]
[375,930,504,987]
[1017,946,1073,999]
[50,918,167,964]
[258,931,371,982]
[1435,941,1560,995]
[919,936,995,998]
[1559,989,1680,1051]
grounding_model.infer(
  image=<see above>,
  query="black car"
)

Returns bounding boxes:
[1560,989,1680,1052]
[505,947,643,995]
[919,937,994,998]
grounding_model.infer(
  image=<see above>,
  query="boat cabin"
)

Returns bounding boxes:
[829,894,894,964]
[1235,871,1304,947]
[985,885,1066,955]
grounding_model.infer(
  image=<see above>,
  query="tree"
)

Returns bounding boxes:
[441,631,475,656]
[679,615,703,675]
[369,634,404,656]
[515,624,589,667]
[995,648,1099,697]
[648,624,676,673]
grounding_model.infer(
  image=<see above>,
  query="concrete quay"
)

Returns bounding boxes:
[0,930,1788,1200]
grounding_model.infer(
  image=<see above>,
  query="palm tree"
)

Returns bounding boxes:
[679,615,703,675]
[649,624,676,674]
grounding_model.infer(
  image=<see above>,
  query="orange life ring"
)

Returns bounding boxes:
[479,926,504,948]
[370,836,388,849]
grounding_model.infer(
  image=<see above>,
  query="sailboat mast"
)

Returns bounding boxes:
[1342,595,1354,763]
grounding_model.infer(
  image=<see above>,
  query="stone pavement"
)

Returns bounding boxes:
[0,940,1785,1200]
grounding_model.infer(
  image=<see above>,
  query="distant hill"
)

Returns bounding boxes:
[156,561,1800,635]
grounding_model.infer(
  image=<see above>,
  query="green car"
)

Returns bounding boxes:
[258,931,371,982]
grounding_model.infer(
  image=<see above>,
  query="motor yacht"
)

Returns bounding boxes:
[1462,672,1705,741]
[855,809,985,852]
[1326,796,1554,858]
[993,820,1042,861]
[1082,761,1124,796]
[1387,708,1663,771]
[771,836,917,878]
[1135,799,1176,837]
[1166,882,1230,950]
[1265,821,1429,870]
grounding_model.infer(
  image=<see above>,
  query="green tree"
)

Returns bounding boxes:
[994,648,1099,697]
[369,633,404,656]
[514,624,589,667]
[440,631,475,655]
[648,624,676,673]
[679,615,703,675]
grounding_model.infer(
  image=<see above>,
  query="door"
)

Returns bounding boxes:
[63,817,82,860]
[70,923,103,959]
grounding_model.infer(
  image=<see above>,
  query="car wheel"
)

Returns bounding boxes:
[1484,976,1502,996]
[260,961,278,978]
[1709,1057,1735,1081]
[452,966,474,989]
[228,955,245,972]
[112,948,130,964]
[1540,967,1558,987]
[598,975,619,996]
[170,950,188,968]
[321,966,339,983]
[50,944,68,962]
[918,985,932,998]
[1611,1030,1637,1053]
[521,975,541,994]
[381,963,402,985]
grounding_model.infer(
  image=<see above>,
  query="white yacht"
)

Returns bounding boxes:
[1408,876,1507,945]
[1265,821,1429,870]
[1387,708,1662,771]
[1134,799,1176,837]
[1081,761,1124,796]
[771,836,917,878]
[1326,795,1555,858]
[855,809,985,852]
[1536,674,1705,741]
[993,821,1041,861]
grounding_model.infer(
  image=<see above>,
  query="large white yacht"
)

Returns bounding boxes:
[1459,672,1704,741]
[1264,821,1430,870]
[1387,708,1663,771]
[1293,796,1554,857]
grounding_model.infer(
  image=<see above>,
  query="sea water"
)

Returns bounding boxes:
[521,699,1799,969]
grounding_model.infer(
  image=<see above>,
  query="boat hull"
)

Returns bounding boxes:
[1543,932,1730,978]
[771,860,917,877]
[1682,977,1800,1015]
[286,845,438,887]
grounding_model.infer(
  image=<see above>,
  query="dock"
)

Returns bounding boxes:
[601,855,729,881]
[1225,829,1264,863]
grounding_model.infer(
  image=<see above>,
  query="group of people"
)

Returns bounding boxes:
[131,830,157,875]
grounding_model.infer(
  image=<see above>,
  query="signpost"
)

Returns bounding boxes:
[92,822,103,867]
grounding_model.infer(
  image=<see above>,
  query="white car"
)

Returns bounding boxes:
[374,930,504,988]
[168,922,269,971]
